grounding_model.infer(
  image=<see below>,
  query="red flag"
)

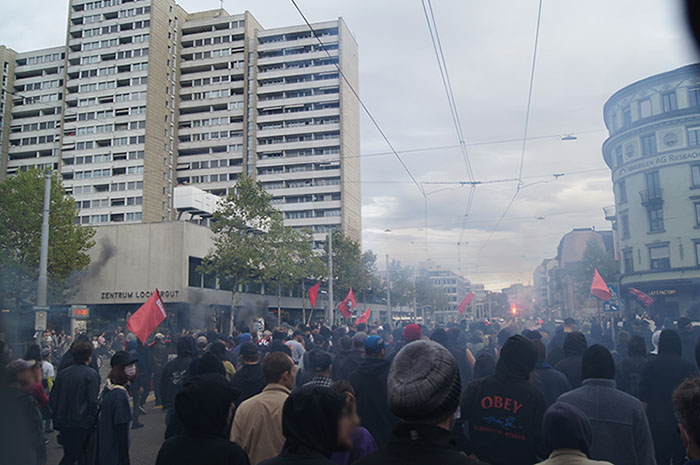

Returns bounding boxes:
[590,269,611,302]
[337,288,357,319]
[629,287,654,308]
[308,281,321,308]
[127,290,168,345]
[355,308,371,325]
[458,292,475,314]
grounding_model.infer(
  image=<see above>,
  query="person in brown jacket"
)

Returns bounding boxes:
[231,352,295,465]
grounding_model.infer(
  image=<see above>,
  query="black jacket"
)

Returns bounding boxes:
[230,364,266,403]
[156,374,250,465]
[355,423,487,465]
[336,349,363,380]
[331,348,352,379]
[459,335,547,465]
[260,386,345,465]
[58,347,100,380]
[348,357,398,447]
[50,363,100,430]
[159,336,197,410]
[1,386,46,465]
[615,356,647,399]
[554,332,587,389]
[530,362,571,406]
[640,331,699,432]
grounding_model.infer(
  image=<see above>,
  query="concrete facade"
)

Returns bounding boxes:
[603,64,700,319]
[0,1,360,246]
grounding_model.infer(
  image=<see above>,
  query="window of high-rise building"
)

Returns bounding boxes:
[649,245,670,270]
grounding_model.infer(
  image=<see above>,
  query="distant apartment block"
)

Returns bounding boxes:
[0,0,361,246]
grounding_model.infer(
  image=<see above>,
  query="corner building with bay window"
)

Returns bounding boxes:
[603,63,700,319]
[0,0,361,247]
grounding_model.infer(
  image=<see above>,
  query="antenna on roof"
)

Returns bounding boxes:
[218,0,224,16]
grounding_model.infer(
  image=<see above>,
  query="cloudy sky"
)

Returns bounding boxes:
[1,0,697,289]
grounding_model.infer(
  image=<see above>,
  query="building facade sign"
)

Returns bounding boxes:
[100,289,181,301]
[614,150,700,182]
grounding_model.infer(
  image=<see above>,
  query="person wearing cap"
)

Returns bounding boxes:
[157,374,250,465]
[259,385,354,465]
[640,329,699,465]
[355,340,486,465]
[459,334,547,465]
[336,332,366,380]
[230,341,267,404]
[98,351,138,465]
[303,350,334,388]
[160,335,197,427]
[50,339,100,465]
[538,402,613,465]
[348,335,398,447]
[232,352,295,465]
[4,359,47,465]
[558,344,655,465]
[403,324,422,344]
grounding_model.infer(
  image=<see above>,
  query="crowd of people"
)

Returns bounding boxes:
[2,315,700,465]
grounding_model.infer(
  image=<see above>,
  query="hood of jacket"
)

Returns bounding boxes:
[176,335,196,358]
[658,329,682,357]
[174,373,234,437]
[236,363,264,382]
[282,385,345,458]
[563,332,588,357]
[495,335,537,381]
[356,356,391,376]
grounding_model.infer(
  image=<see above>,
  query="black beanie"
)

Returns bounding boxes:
[543,402,593,456]
[581,344,615,380]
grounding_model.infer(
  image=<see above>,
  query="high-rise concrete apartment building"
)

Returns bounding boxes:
[0,0,361,245]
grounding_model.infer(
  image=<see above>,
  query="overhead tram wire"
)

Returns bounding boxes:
[421,0,478,263]
[289,0,425,197]
[474,0,544,276]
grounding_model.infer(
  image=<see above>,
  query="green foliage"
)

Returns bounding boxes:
[0,169,95,308]
[325,230,378,298]
[203,177,325,302]
[574,237,619,300]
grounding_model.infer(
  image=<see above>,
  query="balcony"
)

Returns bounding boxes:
[639,188,663,207]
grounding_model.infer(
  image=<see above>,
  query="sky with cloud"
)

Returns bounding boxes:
[1,0,698,289]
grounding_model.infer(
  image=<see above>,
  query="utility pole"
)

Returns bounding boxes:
[412,269,417,322]
[327,231,334,325]
[37,172,51,307]
[386,254,392,325]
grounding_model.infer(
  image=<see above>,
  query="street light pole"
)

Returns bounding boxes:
[386,254,392,325]
[327,231,334,325]
[37,172,51,307]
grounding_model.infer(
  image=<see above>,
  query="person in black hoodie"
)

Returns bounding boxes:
[554,332,587,389]
[336,332,366,380]
[156,374,250,465]
[348,336,398,447]
[160,335,196,426]
[615,334,647,399]
[640,329,699,465]
[331,336,353,380]
[529,339,571,406]
[230,342,267,404]
[459,334,548,465]
[356,340,487,465]
[260,385,353,465]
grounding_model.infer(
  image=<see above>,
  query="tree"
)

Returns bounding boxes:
[202,177,282,326]
[0,169,95,310]
[574,237,619,301]
[325,230,377,303]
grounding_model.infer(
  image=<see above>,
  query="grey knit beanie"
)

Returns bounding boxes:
[387,339,461,424]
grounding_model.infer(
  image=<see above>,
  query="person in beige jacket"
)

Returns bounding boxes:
[231,352,295,465]
[538,402,613,465]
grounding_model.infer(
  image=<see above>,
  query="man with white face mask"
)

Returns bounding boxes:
[98,351,139,465]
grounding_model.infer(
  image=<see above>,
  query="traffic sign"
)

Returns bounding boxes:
[35,310,47,331]
[603,302,621,313]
